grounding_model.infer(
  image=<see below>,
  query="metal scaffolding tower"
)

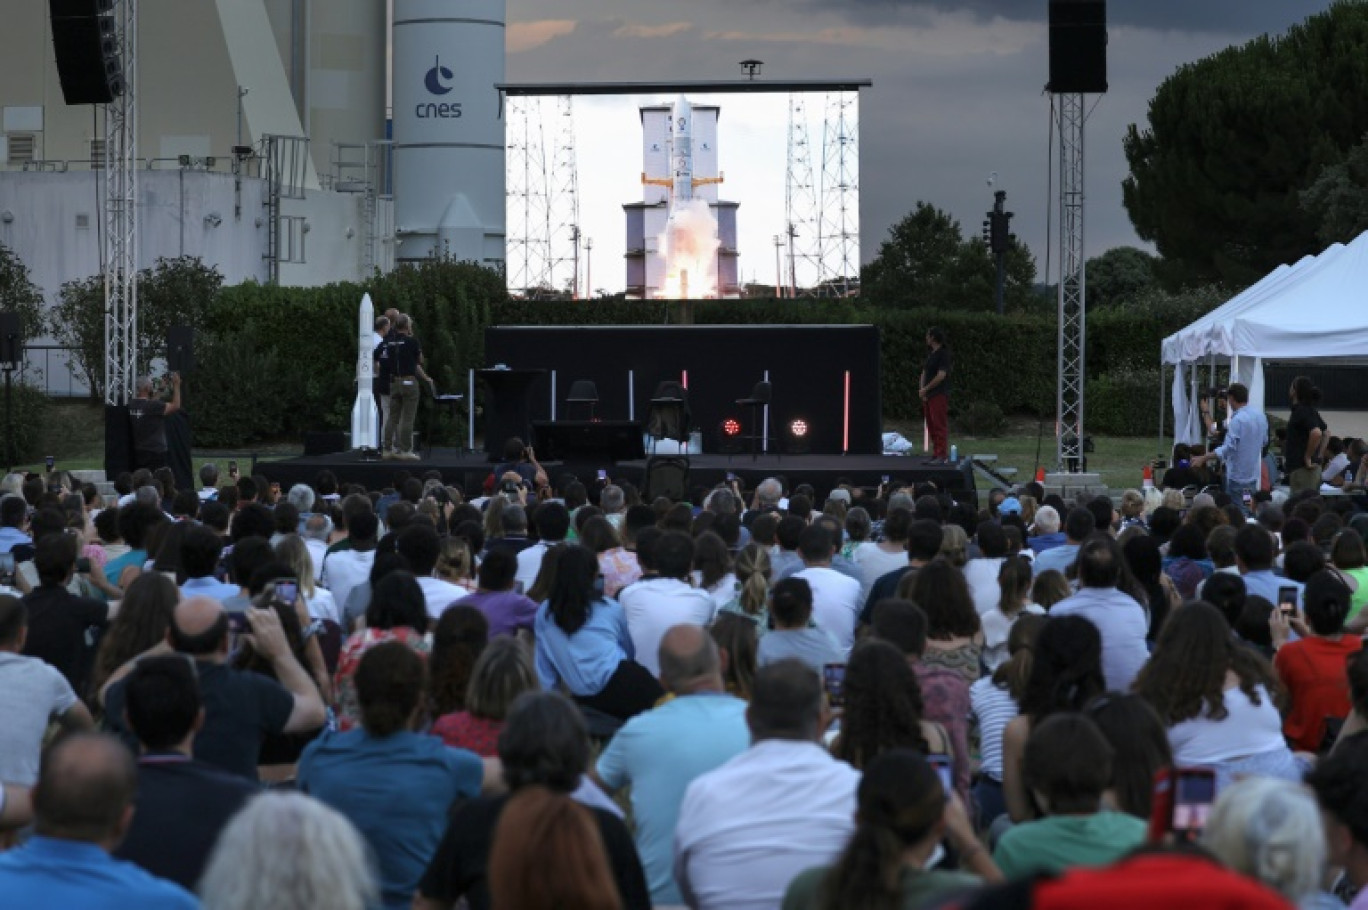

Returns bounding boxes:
[1054,92,1087,472]
[546,95,581,296]
[784,94,820,297]
[103,0,137,406]
[819,92,860,297]
[505,97,552,296]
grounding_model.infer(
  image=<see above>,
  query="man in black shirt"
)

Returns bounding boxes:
[1285,376,1328,494]
[114,655,259,890]
[128,373,181,471]
[381,314,435,462]
[919,327,952,462]
[21,532,111,695]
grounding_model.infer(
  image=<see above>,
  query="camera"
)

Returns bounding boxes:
[500,481,522,498]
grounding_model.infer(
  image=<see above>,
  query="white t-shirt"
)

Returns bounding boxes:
[304,587,340,624]
[980,604,1046,671]
[969,675,1019,782]
[675,740,859,910]
[963,557,1007,616]
[320,548,375,617]
[691,570,739,615]
[794,566,862,652]
[417,575,476,620]
[515,541,554,596]
[619,578,717,676]
[853,542,908,592]
[0,652,79,786]
[1168,684,1288,765]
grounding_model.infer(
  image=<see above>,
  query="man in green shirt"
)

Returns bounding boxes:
[993,712,1147,879]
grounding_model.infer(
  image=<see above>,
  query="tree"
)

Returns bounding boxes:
[861,202,1037,311]
[0,244,47,345]
[48,256,223,399]
[1085,246,1158,309]
[1301,132,1368,246]
[1123,4,1368,287]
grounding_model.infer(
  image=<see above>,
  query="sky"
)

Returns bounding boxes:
[501,0,1337,290]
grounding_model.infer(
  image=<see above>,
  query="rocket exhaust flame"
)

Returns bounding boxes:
[659,198,720,300]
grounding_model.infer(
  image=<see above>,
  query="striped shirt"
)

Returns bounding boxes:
[970,675,1020,783]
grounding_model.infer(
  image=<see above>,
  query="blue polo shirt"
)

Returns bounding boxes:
[596,692,751,905]
[299,728,484,910]
[179,576,241,602]
[0,836,198,909]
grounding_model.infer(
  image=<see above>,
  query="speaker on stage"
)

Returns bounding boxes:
[167,325,195,375]
[1048,0,1107,94]
[49,0,124,105]
[644,456,690,503]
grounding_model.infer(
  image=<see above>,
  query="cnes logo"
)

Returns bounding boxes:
[419,55,461,119]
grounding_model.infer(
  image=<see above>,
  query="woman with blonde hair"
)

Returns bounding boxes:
[275,533,338,623]
[939,524,969,569]
[435,536,478,595]
[719,543,772,637]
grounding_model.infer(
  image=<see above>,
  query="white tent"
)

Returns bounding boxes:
[1162,231,1368,444]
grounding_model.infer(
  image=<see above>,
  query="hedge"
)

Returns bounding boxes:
[191,260,1210,443]
[2,382,51,465]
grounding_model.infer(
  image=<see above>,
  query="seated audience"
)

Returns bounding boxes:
[431,636,537,756]
[1273,568,1360,752]
[756,577,843,672]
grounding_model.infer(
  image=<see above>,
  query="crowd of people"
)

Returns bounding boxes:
[1,425,1368,909]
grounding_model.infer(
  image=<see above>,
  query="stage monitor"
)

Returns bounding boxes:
[502,80,869,301]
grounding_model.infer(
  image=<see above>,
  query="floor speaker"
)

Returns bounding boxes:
[1048,0,1107,94]
[644,456,690,503]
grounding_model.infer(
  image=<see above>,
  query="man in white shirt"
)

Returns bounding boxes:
[674,659,860,910]
[196,464,219,502]
[395,523,469,620]
[515,502,570,595]
[320,511,379,616]
[964,521,1009,616]
[301,513,332,582]
[794,525,862,652]
[619,532,715,676]
[1049,535,1150,692]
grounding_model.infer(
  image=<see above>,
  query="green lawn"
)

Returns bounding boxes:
[21,401,1165,493]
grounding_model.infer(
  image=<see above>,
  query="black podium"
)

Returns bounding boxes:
[479,368,545,459]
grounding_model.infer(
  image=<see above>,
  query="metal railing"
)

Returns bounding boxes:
[17,345,93,399]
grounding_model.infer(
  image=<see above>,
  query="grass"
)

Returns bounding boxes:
[22,402,1165,493]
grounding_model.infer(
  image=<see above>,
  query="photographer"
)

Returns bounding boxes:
[1193,383,1268,509]
[129,373,181,473]
[493,437,548,492]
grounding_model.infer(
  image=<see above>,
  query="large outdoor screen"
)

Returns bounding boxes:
[504,88,861,300]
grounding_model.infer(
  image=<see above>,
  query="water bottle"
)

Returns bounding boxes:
[950,445,958,463]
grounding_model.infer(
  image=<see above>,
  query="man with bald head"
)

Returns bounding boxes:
[594,624,750,906]
[128,372,181,472]
[0,732,197,907]
[103,595,326,779]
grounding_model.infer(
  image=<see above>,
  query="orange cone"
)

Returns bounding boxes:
[1142,464,1154,490]
[1035,466,1046,483]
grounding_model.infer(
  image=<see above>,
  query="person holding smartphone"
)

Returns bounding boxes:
[128,372,181,472]
[1272,570,1362,752]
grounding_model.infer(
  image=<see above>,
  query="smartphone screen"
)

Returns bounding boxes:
[273,578,299,605]
[726,471,736,482]
[1277,585,1298,614]
[227,611,251,635]
[882,475,890,484]
[228,460,238,475]
[596,469,607,482]
[1171,768,1216,841]
[822,663,846,709]
[927,755,954,795]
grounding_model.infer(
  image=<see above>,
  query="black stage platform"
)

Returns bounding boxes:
[253,450,977,505]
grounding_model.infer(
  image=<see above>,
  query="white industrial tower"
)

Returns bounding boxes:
[784,94,821,297]
[505,95,580,297]
[783,91,861,297]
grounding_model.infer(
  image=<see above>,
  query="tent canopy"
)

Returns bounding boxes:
[1162,230,1368,444]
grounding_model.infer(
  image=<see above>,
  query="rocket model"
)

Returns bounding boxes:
[644,96,724,298]
[351,293,379,450]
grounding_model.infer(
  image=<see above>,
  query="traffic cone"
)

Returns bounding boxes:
[1034,466,1046,483]
[1142,464,1154,490]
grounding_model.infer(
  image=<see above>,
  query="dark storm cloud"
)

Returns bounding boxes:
[804,0,1320,34]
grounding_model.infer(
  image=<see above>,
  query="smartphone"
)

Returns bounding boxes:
[273,578,299,605]
[227,611,251,635]
[228,460,238,476]
[927,754,954,795]
[1277,585,1299,615]
[0,552,15,586]
[1147,767,1174,844]
[45,455,55,472]
[1170,767,1217,842]
[822,663,846,709]
[74,557,92,574]
[882,475,890,484]
[1242,491,1252,506]
[596,469,608,482]
[726,471,736,483]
